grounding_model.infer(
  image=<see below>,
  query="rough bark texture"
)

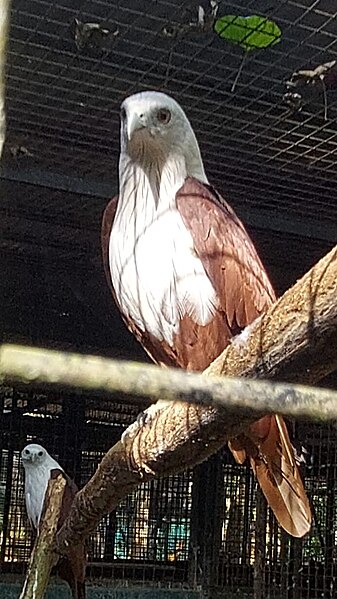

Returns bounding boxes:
[2,245,337,559]
[55,244,337,554]
[19,475,66,599]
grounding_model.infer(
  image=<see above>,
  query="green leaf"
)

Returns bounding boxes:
[214,15,281,52]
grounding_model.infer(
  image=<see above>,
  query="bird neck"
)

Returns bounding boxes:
[117,152,185,218]
[117,142,208,224]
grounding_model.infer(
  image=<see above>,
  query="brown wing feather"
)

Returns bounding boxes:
[176,177,276,328]
[101,197,118,299]
[176,177,311,537]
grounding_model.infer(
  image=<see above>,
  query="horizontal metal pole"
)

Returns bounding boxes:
[0,343,336,423]
[0,165,114,197]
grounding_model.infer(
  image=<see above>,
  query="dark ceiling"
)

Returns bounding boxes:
[1,0,336,357]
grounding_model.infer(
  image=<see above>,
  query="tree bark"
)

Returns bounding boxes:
[55,244,337,554]
[207,244,337,383]
[2,245,337,559]
[19,474,66,599]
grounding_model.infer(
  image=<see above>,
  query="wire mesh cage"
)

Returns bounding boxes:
[0,389,193,586]
[4,0,337,232]
[1,388,337,598]
[2,1,337,598]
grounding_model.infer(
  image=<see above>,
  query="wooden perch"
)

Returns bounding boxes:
[207,244,337,383]
[4,243,337,559]
[56,244,337,553]
[19,474,66,599]
[2,346,337,422]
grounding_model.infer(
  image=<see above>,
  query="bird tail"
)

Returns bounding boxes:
[66,576,86,599]
[69,545,87,599]
[229,414,312,538]
[58,567,86,599]
[58,548,86,599]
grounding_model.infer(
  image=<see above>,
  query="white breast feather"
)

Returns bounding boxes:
[109,157,219,345]
[24,460,63,529]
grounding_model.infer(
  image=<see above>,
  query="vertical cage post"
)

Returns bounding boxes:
[325,440,337,596]
[188,452,224,594]
[253,488,267,599]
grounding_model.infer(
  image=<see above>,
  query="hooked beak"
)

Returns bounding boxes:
[22,452,34,463]
[127,112,146,141]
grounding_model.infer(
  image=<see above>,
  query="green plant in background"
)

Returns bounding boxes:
[214,15,282,91]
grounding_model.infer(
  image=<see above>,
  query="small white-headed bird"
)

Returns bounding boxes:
[102,91,312,538]
[21,444,86,598]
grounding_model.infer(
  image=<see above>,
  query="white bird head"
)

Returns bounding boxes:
[119,91,207,182]
[21,443,65,530]
[21,444,54,468]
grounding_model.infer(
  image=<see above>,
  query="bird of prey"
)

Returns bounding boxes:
[101,90,311,538]
[21,443,86,598]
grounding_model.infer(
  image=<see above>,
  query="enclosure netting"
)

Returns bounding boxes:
[1,387,336,598]
[2,0,337,597]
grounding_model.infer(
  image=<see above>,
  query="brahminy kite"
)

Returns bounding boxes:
[101,91,311,538]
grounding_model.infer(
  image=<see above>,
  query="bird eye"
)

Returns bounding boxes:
[157,108,171,124]
[120,107,126,121]
[24,449,30,455]
[38,451,43,457]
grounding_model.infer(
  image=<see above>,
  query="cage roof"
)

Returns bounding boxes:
[1,0,336,352]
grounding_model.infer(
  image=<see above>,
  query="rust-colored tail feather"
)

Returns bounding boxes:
[58,546,86,599]
[229,414,312,538]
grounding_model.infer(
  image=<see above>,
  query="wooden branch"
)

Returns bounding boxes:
[54,244,337,554]
[2,345,337,422]
[19,474,66,599]
[207,244,337,383]
[4,244,337,558]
